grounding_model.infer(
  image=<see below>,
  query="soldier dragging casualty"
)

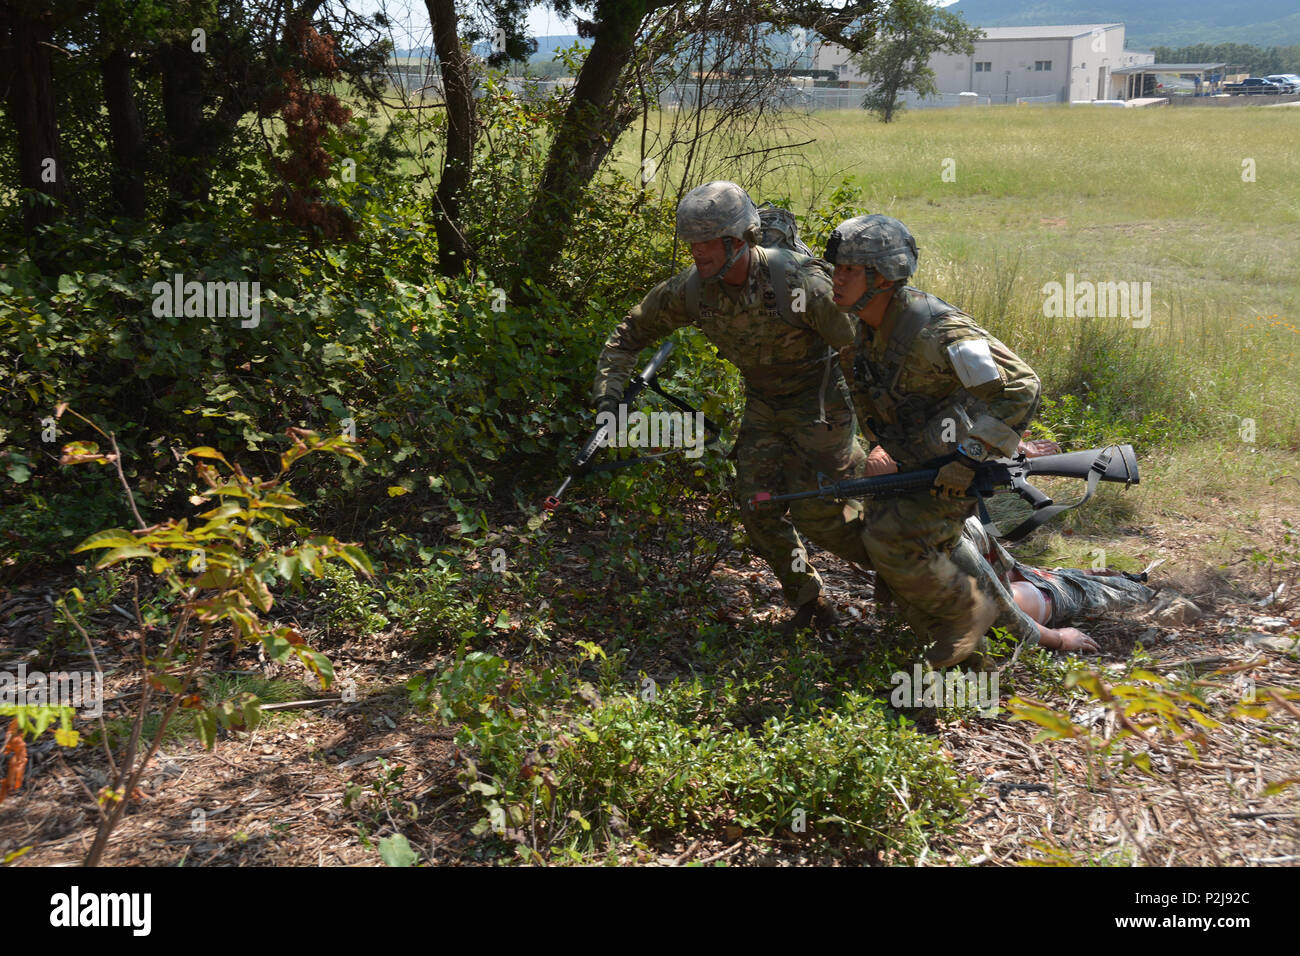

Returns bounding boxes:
[590,182,879,634]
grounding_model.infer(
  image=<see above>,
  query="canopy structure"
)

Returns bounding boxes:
[1111,63,1227,98]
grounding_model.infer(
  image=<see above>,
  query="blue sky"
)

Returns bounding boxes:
[527,5,579,36]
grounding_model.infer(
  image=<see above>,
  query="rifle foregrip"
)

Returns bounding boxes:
[839,470,939,498]
[573,425,611,471]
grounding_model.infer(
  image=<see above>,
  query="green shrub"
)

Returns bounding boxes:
[411,642,973,862]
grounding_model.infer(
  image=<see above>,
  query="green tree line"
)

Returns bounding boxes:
[1150,41,1300,75]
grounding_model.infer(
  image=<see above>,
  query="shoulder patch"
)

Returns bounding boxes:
[946,338,1001,388]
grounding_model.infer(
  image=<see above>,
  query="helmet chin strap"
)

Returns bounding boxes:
[849,274,892,313]
[712,236,748,282]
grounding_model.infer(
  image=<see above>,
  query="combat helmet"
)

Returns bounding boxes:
[755,202,812,255]
[824,214,918,312]
[676,181,761,278]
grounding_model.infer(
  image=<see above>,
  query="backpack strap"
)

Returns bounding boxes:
[762,246,814,329]
[685,267,702,320]
[883,289,961,395]
[881,292,932,394]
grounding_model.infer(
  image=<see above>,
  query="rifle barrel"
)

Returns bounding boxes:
[638,340,675,385]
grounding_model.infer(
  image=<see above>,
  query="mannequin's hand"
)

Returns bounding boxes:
[1018,438,1060,458]
[1054,627,1099,653]
[864,445,898,476]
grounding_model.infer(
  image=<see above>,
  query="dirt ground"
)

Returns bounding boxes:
[3,502,1298,867]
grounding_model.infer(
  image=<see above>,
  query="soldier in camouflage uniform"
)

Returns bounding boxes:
[823,214,1098,668]
[592,182,873,629]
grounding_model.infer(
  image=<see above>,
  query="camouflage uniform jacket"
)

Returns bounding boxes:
[592,246,857,404]
[843,286,1041,469]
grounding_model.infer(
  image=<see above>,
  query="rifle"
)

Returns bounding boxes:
[750,444,1140,542]
[544,341,724,512]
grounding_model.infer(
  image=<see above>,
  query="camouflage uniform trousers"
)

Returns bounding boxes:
[861,495,1040,670]
[734,388,874,607]
[962,517,1155,627]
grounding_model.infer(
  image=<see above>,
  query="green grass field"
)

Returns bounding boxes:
[620,105,1300,298]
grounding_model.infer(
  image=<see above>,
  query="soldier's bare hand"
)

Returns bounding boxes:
[864,444,898,476]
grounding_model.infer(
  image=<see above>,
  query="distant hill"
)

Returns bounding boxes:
[528,35,586,62]
[944,0,1300,47]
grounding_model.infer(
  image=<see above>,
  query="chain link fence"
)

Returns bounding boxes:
[384,63,1048,111]
[384,66,575,103]
[1014,93,1060,105]
[656,84,1021,111]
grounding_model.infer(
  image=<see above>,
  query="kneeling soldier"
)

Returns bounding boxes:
[824,214,1060,668]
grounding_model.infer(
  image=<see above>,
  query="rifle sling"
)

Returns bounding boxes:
[580,377,725,476]
[643,379,724,438]
[999,448,1113,542]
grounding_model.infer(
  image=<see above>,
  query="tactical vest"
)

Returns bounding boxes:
[685,247,850,414]
[683,245,808,329]
[843,287,989,465]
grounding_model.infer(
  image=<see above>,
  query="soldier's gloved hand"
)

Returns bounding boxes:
[594,396,621,420]
[932,459,975,498]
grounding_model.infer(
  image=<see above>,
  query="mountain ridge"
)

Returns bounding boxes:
[944,0,1300,48]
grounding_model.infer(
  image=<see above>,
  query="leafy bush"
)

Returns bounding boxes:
[411,642,972,862]
[1033,324,1194,450]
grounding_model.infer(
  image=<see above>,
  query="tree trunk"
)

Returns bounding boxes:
[101,47,147,219]
[425,0,476,275]
[159,38,211,219]
[3,6,68,237]
[516,0,650,291]
[881,85,898,122]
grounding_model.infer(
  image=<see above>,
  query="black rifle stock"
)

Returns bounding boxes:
[750,444,1139,542]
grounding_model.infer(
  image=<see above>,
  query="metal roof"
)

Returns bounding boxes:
[1111,63,1227,74]
[976,24,1123,41]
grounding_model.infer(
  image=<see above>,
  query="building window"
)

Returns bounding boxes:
[975,61,991,73]
[1035,60,1052,71]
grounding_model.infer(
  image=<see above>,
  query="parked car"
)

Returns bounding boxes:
[1224,77,1285,95]
[1264,74,1300,93]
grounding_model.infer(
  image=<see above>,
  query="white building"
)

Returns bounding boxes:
[815,23,1156,104]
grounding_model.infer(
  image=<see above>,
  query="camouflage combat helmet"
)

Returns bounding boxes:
[756,202,811,254]
[824,214,918,312]
[677,181,762,278]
